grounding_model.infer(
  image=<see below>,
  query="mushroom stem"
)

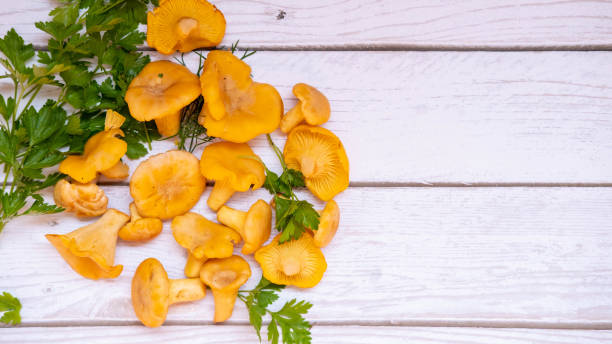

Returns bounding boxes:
[281,256,302,276]
[300,156,317,178]
[184,253,207,278]
[210,289,239,323]
[207,180,236,211]
[168,278,206,305]
[176,18,199,40]
[155,110,181,137]
[279,106,304,134]
[216,206,247,235]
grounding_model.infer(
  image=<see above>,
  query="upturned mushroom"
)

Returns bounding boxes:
[200,142,265,211]
[171,212,242,278]
[200,255,251,322]
[147,0,226,55]
[59,128,127,183]
[283,125,349,201]
[280,83,331,133]
[54,179,108,217]
[46,209,129,279]
[217,199,271,254]
[198,50,283,142]
[99,110,129,179]
[118,202,163,242]
[132,258,206,327]
[255,232,327,288]
[312,199,340,248]
[125,61,201,137]
[130,150,206,220]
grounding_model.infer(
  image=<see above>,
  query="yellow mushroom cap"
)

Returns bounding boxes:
[313,200,340,248]
[171,212,241,259]
[200,142,265,192]
[125,60,201,122]
[283,125,349,201]
[104,109,126,130]
[200,255,251,323]
[131,258,170,328]
[59,128,127,183]
[53,179,108,217]
[280,83,331,133]
[45,209,129,280]
[119,203,163,242]
[254,232,327,288]
[130,150,206,220]
[198,50,283,143]
[147,0,226,55]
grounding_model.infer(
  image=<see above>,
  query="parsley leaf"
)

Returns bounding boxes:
[239,277,312,344]
[0,292,21,325]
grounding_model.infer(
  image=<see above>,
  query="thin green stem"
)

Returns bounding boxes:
[143,122,152,150]
[21,85,42,113]
[266,134,286,170]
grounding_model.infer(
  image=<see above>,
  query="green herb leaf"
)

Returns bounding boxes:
[24,194,63,215]
[0,29,35,75]
[0,292,22,325]
[22,101,66,146]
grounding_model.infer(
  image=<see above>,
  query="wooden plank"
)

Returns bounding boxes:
[2,326,612,344]
[1,187,612,326]
[4,1,612,49]
[3,51,612,184]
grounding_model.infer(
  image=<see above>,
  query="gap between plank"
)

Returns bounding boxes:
[12,319,612,330]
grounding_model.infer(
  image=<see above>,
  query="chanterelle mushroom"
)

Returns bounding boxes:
[171,212,241,278]
[255,232,327,288]
[132,258,206,327]
[130,150,206,220]
[312,199,340,248]
[200,142,265,211]
[217,199,272,255]
[200,255,251,323]
[46,209,129,279]
[125,61,201,137]
[59,128,127,183]
[118,203,163,242]
[198,50,283,143]
[147,0,226,55]
[280,83,331,133]
[283,125,349,201]
[54,179,108,217]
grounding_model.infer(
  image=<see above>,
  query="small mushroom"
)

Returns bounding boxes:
[200,255,251,323]
[217,199,272,254]
[312,200,340,248]
[255,232,327,288]
[125,61,201,137]
[118,202,163,242]
[99,160,130,180]
[280,83,331,134]
[59,128,127,183]
[53,179,108,217]
[283,125,349,201]
[147,0,226,55]
[184,253,206,278]
[132,258,206,327]
[198,50,283,143]
[200,142,265,211]
[104,109,126,131]
[45,209,129,279]
[130,150,206,220]
[171,212,241,278]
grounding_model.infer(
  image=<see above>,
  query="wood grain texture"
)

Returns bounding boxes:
[1,187,611,327]
[2,326,612,344]
[4,51,611,184]
[3,0,612,49]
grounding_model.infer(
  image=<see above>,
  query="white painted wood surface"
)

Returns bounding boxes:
[4,0,612,49]
[2,0,612,343]
[3,326,612,344]
[3,51,612,184]
[1,187,612,327]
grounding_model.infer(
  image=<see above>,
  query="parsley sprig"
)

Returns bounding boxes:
[261,134,320,243]
[0,292,22,325]
[239,277,312,344]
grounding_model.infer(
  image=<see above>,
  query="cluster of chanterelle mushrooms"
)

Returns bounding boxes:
[45,0,349,328]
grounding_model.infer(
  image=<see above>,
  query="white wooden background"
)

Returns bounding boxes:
[2,1,612,343]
